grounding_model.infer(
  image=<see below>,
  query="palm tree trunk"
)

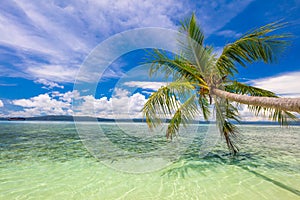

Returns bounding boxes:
[211,88,300,113]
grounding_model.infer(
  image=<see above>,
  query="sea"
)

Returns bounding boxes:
[0,121,299,200]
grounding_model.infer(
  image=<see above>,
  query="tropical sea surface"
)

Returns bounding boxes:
[0,121,299,200]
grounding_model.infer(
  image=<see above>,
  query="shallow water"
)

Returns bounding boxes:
[0,122,299,199]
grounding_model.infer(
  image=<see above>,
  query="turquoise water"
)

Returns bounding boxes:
[0,122,299,199]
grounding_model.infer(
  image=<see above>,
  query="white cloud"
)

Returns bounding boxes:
[34,78,64,89]
[11,93,72,117]
[113,88,131,98]
[0,1,89,58]
[15,94,66,106]
[75,88,147,119]
[9,89,147,118]
[0,0,254,83]
[0,0,186,83]
[59,90,81,103]
[249,71,300,97]
[124,81,167,91]
[0,100,3,107]
[27,65,78,83]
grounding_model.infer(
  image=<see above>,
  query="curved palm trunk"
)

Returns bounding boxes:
[211,88,300,113]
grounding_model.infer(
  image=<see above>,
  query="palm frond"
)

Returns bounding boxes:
[198,95,211,121]
[226,81,277,97]
[179,40,216,76]
[146,49,208,88]
[179,13,204,46]
[248,105,298,126]
[226,81,298,125]
[142,81,195,129]
[178,14,216,76]
[166,94,200,139]
[214,97,240,154]
[216,21,291,76]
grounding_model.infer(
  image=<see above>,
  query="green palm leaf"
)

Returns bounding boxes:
[146,49,208,87]
[166,94,199,139]
[198,95,210,121]
[142,81,195,129]
[214,97,240,154]
[179,13,205,46]
[216,22,291,76]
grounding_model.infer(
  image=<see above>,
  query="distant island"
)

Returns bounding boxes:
[0,115,299,125]
[7,117,26,121]
[1,115,145,122]
[1,115,117,122]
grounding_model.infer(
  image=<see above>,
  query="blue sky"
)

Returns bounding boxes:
[0,0,299,119]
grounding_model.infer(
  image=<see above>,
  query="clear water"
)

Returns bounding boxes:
[0,122,299,199]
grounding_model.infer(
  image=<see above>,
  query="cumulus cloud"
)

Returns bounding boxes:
[0,100,3,107]
[249,71,300,97]
[11,93,72,117]
[58,90,81,103]
[9,89,147,118]
[74,88,147,119]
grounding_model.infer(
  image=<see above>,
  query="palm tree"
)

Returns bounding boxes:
[142,14,300,154]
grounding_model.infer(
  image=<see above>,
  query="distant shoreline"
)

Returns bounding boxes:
[0,115,299,125]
